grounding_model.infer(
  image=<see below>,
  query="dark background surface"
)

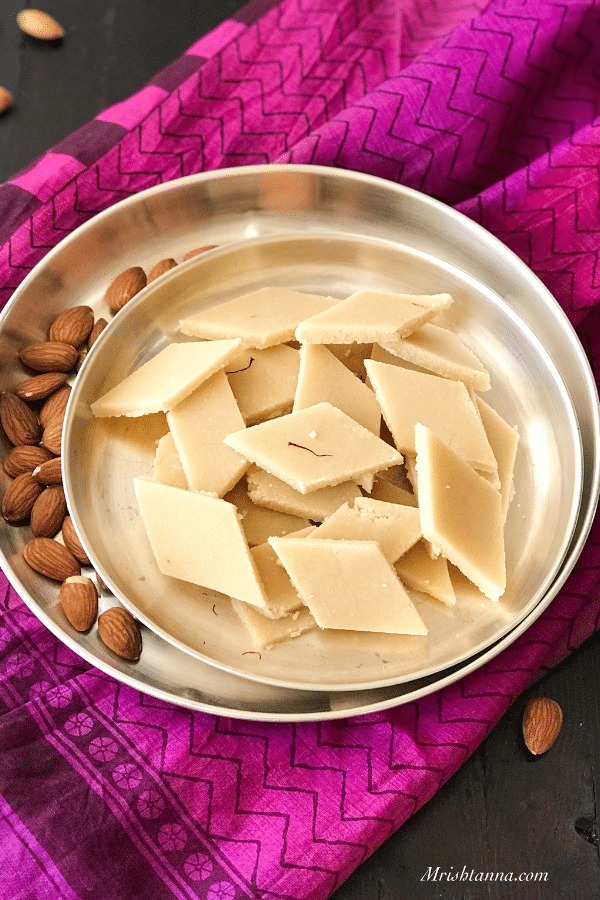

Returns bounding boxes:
[1,1,599,897]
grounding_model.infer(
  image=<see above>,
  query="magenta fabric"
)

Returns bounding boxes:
[1,0,600,898]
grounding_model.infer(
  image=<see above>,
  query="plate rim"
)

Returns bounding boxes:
[62,229,584,691]
[1,164,598,719]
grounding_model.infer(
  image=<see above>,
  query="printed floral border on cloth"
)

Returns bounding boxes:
[1,0,600,898]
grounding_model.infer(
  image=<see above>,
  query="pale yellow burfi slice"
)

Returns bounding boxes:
[293,343,381,435]
[250,541,305,617]
[224,477,311,545]
[269,537,427,635]
[246,466,362,522]
[475,395,519,522]
[224,402,402,494]
[232,599,317,650]
[179,288,339,348]
[326,343,373,379]
[296,290,453,344]
[379,323,490,392]
[133,478,269,608]
[395,541,456,606]
[369,476,418,508]
[167,370,249,497]
[370,342,429,374]
[313,498,421,563]
[152,432,188,489]
[226,345,300,425]
[365,359,497,473]
[414,424,505,601]
[91,339,242,417]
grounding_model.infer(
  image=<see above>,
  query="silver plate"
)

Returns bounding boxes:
[64,231,581,691]
[1,165,598,718]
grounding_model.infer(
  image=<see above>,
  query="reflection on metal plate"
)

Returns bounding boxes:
[0,165,597,719]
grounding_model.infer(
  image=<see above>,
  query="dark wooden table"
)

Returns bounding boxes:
[1,2,599,897]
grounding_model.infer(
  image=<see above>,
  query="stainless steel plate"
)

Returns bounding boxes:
[62,231,581,691]
[1,165,597,718]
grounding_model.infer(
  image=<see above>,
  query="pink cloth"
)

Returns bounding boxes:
[1,1,599,897]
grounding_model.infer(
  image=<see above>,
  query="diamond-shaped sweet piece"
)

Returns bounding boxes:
[269,537,427,635]
[365,359,497,473]
[224,477,311,546]
[296,290,452,344]
[91,339,242,417]
[395,541,456,606]
[167,370,249,497]
[250,542,305,618]
[414,424,505,601]
[246,466,362,522]
[474,395,519,522]
[152,432,188,489]
[179,288,339,348]
[226,344,300,425]
[232,599,317,650]
[312,498,422,562]
[293,343,381,435]
[379,323,490,391]
[133,478,269,608]
[224,401,402,494]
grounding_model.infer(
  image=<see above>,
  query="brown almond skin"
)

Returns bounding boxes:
[41,416,63,455]
[147,258,177,283]
[61,515,91,565]
[30,485,66,537]
[2,472,44,523]
[105,267,146,313]
[182,245,217,260]
[49,305,94,347]
[19,341,78,373]
[15,371,68,402]
[0,392,41,445]
[40,384,71,428]
[33,456,62,485]
[16,9,65,40]
[87,318,108,350]
[60,576,98,631]
[98,607,142,661]
[3,444,53,477]
[0,86,13,115]
[523,697,563,755]
[23,537,80,581]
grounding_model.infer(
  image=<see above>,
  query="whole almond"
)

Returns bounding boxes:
[61,515,90,565]
[0,87,12,115]
[30,485,66,537]
[40,384,70,428]
[19,341,78,373]
[98,606,142,661]
[16,9,65,40]
[49,305,94,347]
[33,456,62,485]
[105,267,146,313]
[182,245,217,261]
[75,349,87,372]
[3,444,53,477]
[147,258,177,283]
[523,697,563,755]
[87,317,108,350]
[41,416,63,455]
[0,391,41,445]
[23,537,80,581]
[59,576,98,632]
[15,371,68,402]
[2,472,44,523]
